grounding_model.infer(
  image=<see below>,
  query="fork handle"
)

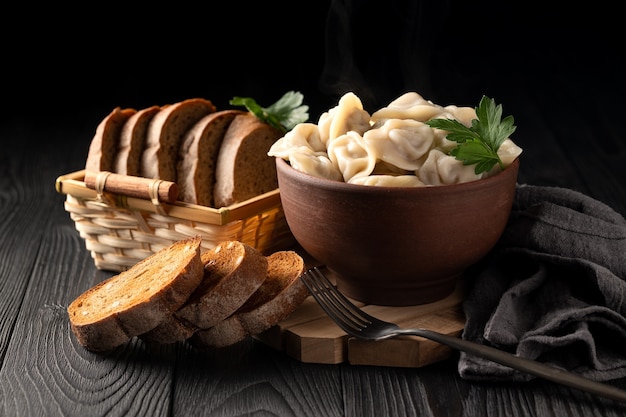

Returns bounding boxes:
[398,328,626,403]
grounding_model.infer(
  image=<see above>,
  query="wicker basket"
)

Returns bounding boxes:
[55,170,295,272]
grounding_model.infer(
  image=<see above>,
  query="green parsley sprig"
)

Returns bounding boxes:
[230,91,309,133]
[425,96,516,174]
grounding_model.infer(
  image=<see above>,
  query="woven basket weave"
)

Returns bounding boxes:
[55,170,295,272]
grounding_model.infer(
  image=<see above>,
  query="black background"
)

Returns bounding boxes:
[2,1,622,132]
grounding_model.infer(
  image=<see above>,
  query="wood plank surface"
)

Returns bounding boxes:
[257,277,465,367]
[348,307,465,367]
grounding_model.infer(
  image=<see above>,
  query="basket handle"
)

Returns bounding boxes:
[84,171,179,204]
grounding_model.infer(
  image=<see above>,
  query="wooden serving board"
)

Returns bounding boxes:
[256,274,466,368]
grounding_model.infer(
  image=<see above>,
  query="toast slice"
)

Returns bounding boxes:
[140,240,267,344]
[190,250,308,348]
[141,98,216,181]
[177,109,245,207]
[114,105,161,176]
[85,107,137,173]
[213,113,283,207]
[67,236,204,352]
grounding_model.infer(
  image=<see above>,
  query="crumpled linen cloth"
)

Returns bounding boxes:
[459,183,626,382]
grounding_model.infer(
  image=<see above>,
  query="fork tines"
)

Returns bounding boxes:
[300,267,371,334]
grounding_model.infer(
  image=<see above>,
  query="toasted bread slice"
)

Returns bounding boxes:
[177,109,245,207]
[67,236,204,352]
[85,107,137,173]
[140,240,267,344]
[190,250,308,348]
[141,98,216,181]
[213,113,283,207]
[114,105,161,176]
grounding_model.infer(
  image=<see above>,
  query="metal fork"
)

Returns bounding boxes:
[300,266,626,403]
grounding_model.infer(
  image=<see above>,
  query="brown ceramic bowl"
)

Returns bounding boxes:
[276,157,520,306]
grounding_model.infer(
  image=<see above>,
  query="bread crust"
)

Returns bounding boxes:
[139,312,197,344]
[141,98,216,181]
[190,250,308,348]
[67,236,204,351]
[238,251,308,335]
[179,241,268,328]
[140,241,267,343]
[213,114,283,207]
[85,107,136,172]
[189,316,248,348]
[114,105,161,176]
[177,109,245,207]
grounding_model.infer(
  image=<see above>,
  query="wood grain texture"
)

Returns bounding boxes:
[0,126,176,416]
[84,170,179,203]
[172,341,345,416]
[262,278,465,367]
[1,113,626,417]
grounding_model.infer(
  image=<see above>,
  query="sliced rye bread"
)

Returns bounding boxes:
[67,236,204,352]
[141,98,217,181]
[140,240,267,344]
[190,250,308,348]
[85,107,137,173]
[176,109,246,207]
[213,113,283,207]
[114,105,161,176]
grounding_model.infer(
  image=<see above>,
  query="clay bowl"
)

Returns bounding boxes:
[276,157,520,306]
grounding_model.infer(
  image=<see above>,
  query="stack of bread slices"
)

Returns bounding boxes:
[84,97,284,208]
[67,237,310,352]
[71,98,311,351]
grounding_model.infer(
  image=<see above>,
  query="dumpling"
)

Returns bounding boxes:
[318,92,371,145]
[288,148,343,181]
[270,90,523,189]
[371,160,413,176]
[426,107,477,153]
[418,149,483,185]
[371,92,444,122]
[430,129,458,154]
[349,174,426,187]
[440,105,477,127]
[268,122,325,159]
[497,138,523,167]
[362,118,434,171]
[327,131,377,182]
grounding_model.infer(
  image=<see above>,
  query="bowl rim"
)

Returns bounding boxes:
[275,156,520,195]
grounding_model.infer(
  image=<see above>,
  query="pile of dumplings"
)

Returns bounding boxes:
[268,92,523,187]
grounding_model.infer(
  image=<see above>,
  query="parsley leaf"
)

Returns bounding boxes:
[425,96,516,174]
[230,91,309,133]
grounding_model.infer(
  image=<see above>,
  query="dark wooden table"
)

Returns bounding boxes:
[2,2,625,416]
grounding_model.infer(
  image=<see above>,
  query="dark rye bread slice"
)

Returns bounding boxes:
[67,236,204,352]
[177,109,246,207]
[190,250,308,348]
[85,107,137,173]
[140,240,268,344]
[141,98,216,181]
[114,105,161,176]
[213,113,283,207]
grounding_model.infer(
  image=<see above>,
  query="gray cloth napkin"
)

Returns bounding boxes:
[459,184,626,382]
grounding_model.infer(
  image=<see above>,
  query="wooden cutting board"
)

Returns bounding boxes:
[256,273,466,368]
